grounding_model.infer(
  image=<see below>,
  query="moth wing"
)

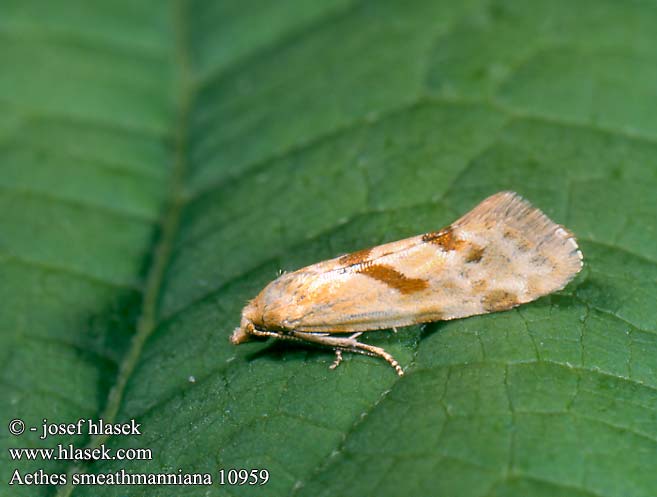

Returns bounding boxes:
[257,191,582,333]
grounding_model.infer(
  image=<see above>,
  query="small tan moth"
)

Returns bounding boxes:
[231,191,583,376]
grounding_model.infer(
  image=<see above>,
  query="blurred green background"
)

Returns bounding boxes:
[1,1,657,496]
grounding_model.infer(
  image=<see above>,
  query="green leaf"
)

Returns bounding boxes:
[2,1,657,497]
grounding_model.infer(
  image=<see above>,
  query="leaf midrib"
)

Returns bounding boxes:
[54,2,193,496]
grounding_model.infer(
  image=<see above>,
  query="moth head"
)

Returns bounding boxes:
[230,324,251,344]
[230,300,261,344]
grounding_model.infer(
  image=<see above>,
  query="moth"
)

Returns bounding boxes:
[231,191,583,376]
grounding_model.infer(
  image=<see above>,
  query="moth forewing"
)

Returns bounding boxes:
[231,191,583,376]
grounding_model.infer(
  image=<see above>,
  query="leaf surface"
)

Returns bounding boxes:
[2,1,657,496]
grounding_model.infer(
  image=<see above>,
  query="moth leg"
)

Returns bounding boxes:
[329,332,363,371]
[291,331,404,377]
[249,328,404,376]
[345,339,404,377]
[329,350,343,370]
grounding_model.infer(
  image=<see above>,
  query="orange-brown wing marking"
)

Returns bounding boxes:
[482,289,519,312]
[465,244,485,263]
[421,227,465,251]
[338,247,374,266]
[358,264,429,294]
